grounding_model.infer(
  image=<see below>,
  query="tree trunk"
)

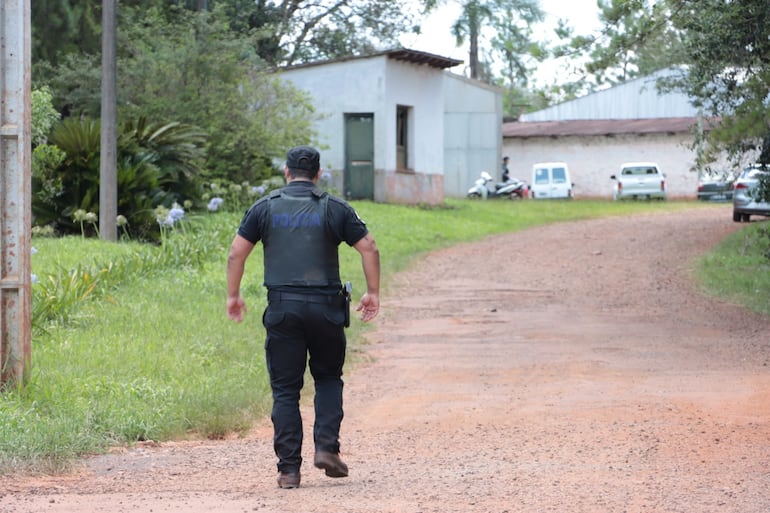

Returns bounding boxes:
[100,0,117,241]
[469,29,479,79]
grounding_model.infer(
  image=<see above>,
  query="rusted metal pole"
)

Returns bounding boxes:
[0,0,32,387]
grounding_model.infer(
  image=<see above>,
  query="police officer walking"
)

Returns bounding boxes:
[226,145,380,489]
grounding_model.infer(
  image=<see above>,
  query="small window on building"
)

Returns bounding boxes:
[396,105,411,171]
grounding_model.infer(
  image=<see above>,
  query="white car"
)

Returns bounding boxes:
[611,162,667,200]
[732,165,770,222]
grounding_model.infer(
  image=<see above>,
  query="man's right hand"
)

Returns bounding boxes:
[356,292,379,322]
[227,296,247,322]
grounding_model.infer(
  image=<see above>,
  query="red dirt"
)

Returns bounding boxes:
[2,205,770,513]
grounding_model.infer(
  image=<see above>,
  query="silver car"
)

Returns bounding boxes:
[732,165,770,222]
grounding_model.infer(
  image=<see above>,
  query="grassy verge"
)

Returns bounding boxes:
[695,219,770,317]
[0,199,749,474]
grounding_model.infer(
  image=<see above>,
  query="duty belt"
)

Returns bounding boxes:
[267,290,345,305]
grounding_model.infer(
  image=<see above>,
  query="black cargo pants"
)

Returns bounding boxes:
[263,291,347,474]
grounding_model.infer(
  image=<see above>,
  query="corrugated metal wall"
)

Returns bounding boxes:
[1,0,32,385]
[443,73,503,197]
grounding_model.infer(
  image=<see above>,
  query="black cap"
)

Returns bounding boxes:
[286,145,320,172]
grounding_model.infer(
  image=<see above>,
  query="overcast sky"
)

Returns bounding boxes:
[398,0,603,86]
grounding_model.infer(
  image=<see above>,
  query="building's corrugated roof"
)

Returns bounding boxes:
[520,68,699,121]
[280,48,463,72]
[503,117,703,138]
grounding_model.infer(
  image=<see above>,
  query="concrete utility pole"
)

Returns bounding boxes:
[0,0,32,386]
[100,0,118,241]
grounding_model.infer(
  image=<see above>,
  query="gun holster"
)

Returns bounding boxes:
[343,281,352,328]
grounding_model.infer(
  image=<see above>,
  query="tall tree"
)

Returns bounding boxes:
[588,0,685,84]
[233,0,425,66]
[666,0,770,169]
[31,0,102,67]
[488,0,545,116]
[443,0,544,115]
[33,0,434,74]
[549,0,685,96]
[117,5,318,183]
[451,1,493,80]
[444,0,545,82]
[490,0,544,87]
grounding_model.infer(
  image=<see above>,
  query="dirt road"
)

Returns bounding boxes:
[2,206,770,513]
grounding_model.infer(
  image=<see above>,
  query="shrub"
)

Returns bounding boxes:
[35,116,206,240]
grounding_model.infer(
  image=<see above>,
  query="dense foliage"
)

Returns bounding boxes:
[33,0,426,69]
[36,5,319,184]
[117,7,316,184]
[667,0,770,167]
[30,4,322,237]
[32,115,207,239]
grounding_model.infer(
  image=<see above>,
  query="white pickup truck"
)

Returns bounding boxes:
[610,162,667,200]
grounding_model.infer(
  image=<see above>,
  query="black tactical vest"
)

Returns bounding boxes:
[263,188,340,288]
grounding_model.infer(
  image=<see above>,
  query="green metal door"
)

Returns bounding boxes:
[344,113,374,200]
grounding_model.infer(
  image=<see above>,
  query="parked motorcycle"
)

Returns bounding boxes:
[467,171,528,199]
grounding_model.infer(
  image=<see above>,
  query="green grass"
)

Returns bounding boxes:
[695,219,770,316]
[1,198,761,474]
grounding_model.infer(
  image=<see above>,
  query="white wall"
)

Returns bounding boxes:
[503,133,701,199]
[279,56,452,203]
[383,59,446,175]
[279,56,447,177]
[278,57,387,173]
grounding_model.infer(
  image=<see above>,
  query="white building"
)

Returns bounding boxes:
[503,69,710,199]
[278,49,503,204]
